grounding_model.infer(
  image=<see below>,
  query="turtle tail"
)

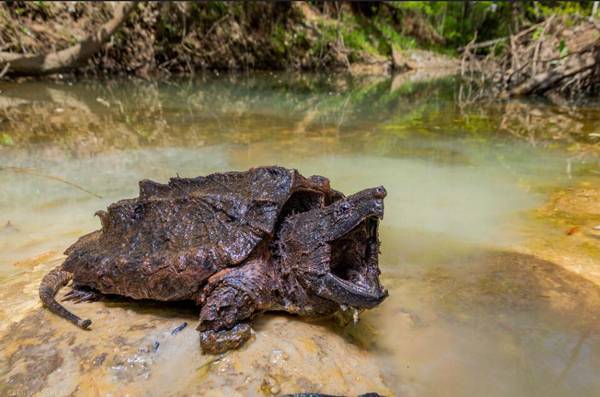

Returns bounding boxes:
[39,266,92,329]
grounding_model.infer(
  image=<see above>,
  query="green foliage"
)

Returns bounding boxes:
[33,1,51,16]
[374,19,416,51]
[0,133,14,146]
[535,1,592,18]
[342,25,379,55]
[532,26,545,40]
[558,40,568,58]
[384,1,594,50]
[271,24,287,55]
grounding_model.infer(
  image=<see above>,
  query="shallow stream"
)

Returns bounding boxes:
[1,73,599,396]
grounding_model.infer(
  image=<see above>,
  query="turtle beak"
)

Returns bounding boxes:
[317,271,388,308]
[318,213,387,309]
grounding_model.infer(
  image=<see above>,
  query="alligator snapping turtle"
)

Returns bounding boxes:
[40,166,387,353]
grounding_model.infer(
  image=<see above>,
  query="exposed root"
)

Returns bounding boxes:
[0,2,135,76]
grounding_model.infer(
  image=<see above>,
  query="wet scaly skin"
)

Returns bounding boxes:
[39,166,388,354]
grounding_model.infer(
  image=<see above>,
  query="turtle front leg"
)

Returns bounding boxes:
[197,284,256,354]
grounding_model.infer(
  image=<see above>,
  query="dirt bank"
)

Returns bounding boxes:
[0,2,457,78]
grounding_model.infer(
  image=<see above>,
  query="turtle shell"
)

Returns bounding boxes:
[62,166,341,301]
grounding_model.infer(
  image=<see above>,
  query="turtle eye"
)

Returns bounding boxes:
[338,201,351,213]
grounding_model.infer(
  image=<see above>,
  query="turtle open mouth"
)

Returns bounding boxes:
[324,215,387,308]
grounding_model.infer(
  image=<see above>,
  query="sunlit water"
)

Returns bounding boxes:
[1,73,599,396]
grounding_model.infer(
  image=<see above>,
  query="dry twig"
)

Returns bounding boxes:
[0,166,102,199]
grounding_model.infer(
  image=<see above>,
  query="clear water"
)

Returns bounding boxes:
[0,73,599,397]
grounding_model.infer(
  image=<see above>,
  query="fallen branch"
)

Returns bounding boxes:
[0,2,134,76]
[0,62,9,78]
[510,56,596,96]
[458,36,507,53]
[531,15,555,75]
[461,32,477,76]
[459,22,545,54]
[477,15,600,98]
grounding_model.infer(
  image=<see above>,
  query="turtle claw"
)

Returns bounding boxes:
[200,323,252,354]
[62,287,101,304]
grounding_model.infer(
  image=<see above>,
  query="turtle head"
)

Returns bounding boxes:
[278,186,388,310]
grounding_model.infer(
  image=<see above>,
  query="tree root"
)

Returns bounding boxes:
[0,2,135,76]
